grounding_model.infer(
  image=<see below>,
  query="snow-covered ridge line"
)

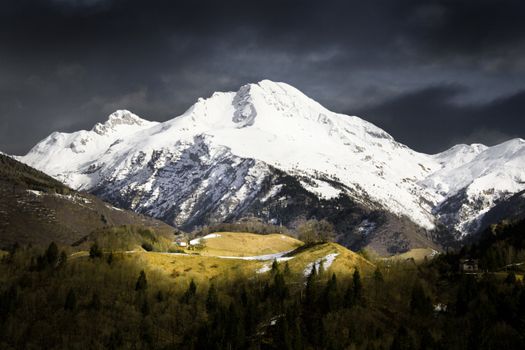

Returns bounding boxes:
[18,80,525,239]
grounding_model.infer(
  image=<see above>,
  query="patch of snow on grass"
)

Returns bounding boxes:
[428,249,439,258]
[357,219,376,236]
[256,263,271,274]
[106,204,123,211]
[26,190,43,197]
[303,253,339,276]
[218,249,294,261]
[53,193,92,205]
[189,233,222,245]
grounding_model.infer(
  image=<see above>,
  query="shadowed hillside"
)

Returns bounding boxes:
[0,154,175,248]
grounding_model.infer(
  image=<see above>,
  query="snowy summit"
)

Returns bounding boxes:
[20,80,525,241]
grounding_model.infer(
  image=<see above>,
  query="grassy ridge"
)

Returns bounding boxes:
[198,232,302,257]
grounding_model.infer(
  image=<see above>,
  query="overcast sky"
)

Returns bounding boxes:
[1,0,525,155]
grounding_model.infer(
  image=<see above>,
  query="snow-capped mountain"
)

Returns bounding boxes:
[424,139,525,234]
[19,80,525,251]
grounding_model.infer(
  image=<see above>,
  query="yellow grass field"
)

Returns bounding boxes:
[124,239,375,290]
[195,232,303,257]
[68,232,375,290]
[386,247,438,262]
[125,251,264,288]
[284,242,375,277]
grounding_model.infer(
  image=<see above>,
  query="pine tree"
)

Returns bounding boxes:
[89,242,103,259]
[181,279,197,303]
[135,270,148,291]
[206,284,218,312]
[373,267,384,300]
[353,269,364,305]
[141,299,150,316]
[390,326,415,350]
[321,273,338,312]
[45,242,59,267]
[271,259,279,274]
[156,290,165,302]
[304,264,317,306]
[410,282,432,316]
[140,318,154,346]
[89,292,101,311]
[273,272,288,301]
[344,283,354,308]
[505,271,517,284]
[107,330,123,350]
[58,251,67,268]
[419,328,436,350]
[64,288,77,311]
[456,275,476,315]
[284,261,291,276]
[106,252,114,265]
[373,267,384,283]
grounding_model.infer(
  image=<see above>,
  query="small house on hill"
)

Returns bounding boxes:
[175,238,188,247]
[460,258,479,272]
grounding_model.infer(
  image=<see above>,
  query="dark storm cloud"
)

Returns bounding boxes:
[357,86,525,153]
[1,0,524,154]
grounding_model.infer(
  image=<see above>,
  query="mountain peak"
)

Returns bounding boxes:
[92,110,152,135]
[19,80,525,242]
[247,80,309,100]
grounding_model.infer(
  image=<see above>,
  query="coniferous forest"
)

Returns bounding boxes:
[1,221,525,349]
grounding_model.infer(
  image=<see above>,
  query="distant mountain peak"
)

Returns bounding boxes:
[92,109,152,135]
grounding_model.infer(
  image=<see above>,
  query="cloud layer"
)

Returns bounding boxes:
[1,0,525,154]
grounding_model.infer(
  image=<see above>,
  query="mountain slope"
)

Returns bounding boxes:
[18,80,525,251]
[424,139,525,235]
[0,153,174,248]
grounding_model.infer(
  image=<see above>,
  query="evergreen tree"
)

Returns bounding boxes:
[89,292,101,311]
[135,270,148,291]
[390,326,415,350]
[106,252,114,265]
[156,290,165,303]
[353,269,364,305]
[45,242,59,266]
[181,279,197,304]
[206,284,218,312]
[318,260,325,275]
[504,271,517,284]
[273,272,288,301]
[344,282,354,308]
[455,275,476,315]
[140,318,154,346]
[58,250,67,268]
[141,299,150,316]
[373,267,384,283]
[304,264,317,306]
[64,288,77,311]
[410,282,432,316]
[284,261,291,277]
[271,259,279,274]
[106,330,123,350]
[419,328,436,350]
[89,242,103,259]
[321,273,338,312]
